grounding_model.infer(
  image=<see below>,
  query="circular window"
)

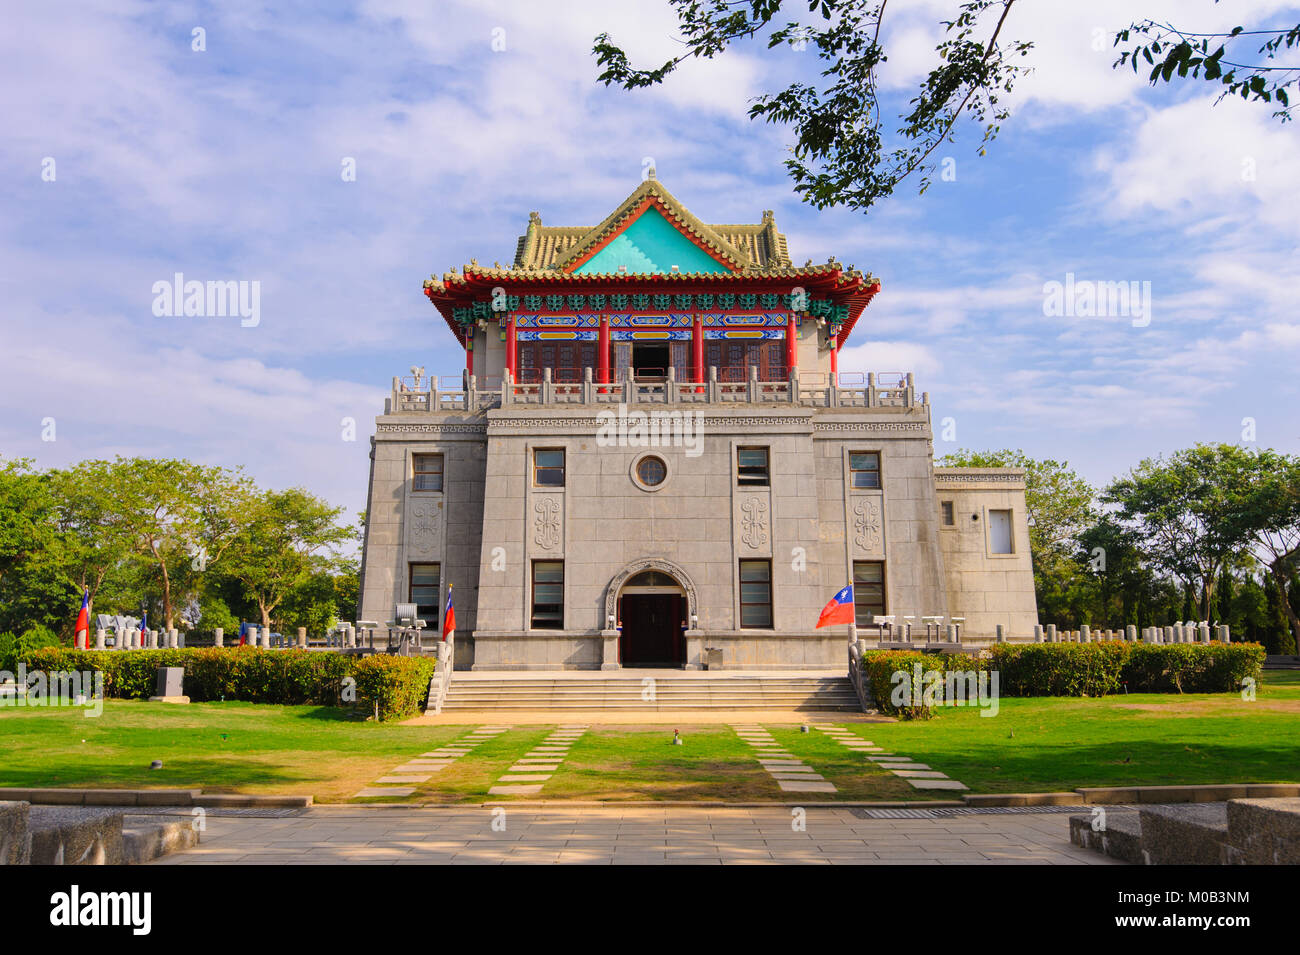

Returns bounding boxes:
[630,453,671,492]
[637,457,666,486]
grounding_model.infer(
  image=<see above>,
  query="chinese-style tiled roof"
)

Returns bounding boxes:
[509,177,792,273]
[424,176,878,347]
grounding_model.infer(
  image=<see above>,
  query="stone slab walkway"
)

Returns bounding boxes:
[732,724,837,794]
[353,726,509,799]
[150,806,1122,865]
[488,725,589,797]
[814,725,969,792]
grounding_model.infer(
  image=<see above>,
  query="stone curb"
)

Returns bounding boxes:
[0,788,312,809]
[1075,783,1300,805]
[321,800,971,810]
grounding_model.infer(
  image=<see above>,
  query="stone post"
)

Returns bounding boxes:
[214,627,224,648]
[1080,624,1091,643]
[150,629,159,649]
[247,625,258,648]
[1126,624,1137,642]
[1220,624,1231,643]
[1163,626,1174,644]
[1033,624,1044,643]
[1045,624,1057,643]
[297,627,307,649]
[169,629,179,649]
[1198,622,1211,643]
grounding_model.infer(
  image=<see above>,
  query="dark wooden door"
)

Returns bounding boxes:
[620,594,684,667]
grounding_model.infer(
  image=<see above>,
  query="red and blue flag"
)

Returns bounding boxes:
[442,586,455,642]
[74,589,90,649]
[815,585,855,629]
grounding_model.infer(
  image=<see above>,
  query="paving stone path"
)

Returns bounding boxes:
[353,725,510,799]
[731,724,837,794]
[813,724,968,791]
[155,806,1120,865]
[488,724,589,797]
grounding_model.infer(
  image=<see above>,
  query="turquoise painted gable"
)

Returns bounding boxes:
[574,206,731,275]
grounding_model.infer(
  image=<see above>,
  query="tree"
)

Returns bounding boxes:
[593,0,1032,212]
[1218,446,1300,647]
[595,3,1297,212]
[43,464,139,612]
[223,489,353,631]
[0,459,68,636]
[1104,445,1249,621]
[98,458,253,630]
[0,459,54,586]
[1114,18,1300,122]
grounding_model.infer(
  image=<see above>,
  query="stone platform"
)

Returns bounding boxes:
[1070,797,1300,865]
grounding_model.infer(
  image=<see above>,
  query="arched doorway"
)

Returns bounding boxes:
[616,569,687,668]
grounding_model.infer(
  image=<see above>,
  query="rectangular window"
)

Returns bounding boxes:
[853,561,885,625]
[989,509,1014,554]
[533,448,565,487]
[849,452,881,488]
[941,501,954,526]
[412,453,444,492]
[531,560,564,629]
[737,447,770,486]
[739,560,773,628]
[409,563,440,626]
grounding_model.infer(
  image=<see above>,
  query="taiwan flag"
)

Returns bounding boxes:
[139,613,148,647]
[74,589,90,648]
[442,586,455,642]
[815,585,855,629]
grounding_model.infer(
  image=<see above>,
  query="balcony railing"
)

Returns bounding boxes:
[388,368,928,413]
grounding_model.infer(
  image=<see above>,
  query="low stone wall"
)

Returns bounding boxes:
[1071,795,1300,865]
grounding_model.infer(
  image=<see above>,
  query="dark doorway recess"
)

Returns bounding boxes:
[619,593,684,667]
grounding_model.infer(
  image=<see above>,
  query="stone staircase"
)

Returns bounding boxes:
[440,674,863,712]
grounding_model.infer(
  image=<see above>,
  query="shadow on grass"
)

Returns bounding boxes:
[0,757,323,791]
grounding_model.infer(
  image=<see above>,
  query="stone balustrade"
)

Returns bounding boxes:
[388,368,928,413]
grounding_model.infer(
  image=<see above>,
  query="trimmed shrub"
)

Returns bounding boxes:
[988,642,1129,697]
[16,647,435,721]
[0,626,62,673]
[352,654,438,722]
[1121,642,1264,694]
[859,642,1264,715]
[859,650,987,719]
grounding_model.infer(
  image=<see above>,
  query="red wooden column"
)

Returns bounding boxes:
[597,314,610,384]
[785,312,798,374]
[692,313,704,383]
[505,314,517,379]
[465,325,474,379]
[829,332,838,385]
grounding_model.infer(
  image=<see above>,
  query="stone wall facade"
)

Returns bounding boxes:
[359,399,1038,669]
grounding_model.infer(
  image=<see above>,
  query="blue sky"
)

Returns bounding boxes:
[4,0,1299,518]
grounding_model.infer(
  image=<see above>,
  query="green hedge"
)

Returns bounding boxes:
[16,647,437,722]
[861,642,1264,719]
[989,642,1264,696]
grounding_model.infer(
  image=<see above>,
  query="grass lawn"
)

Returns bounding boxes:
[0,702,466,803]
[1,673,1296,803]
[842,671,1300,793]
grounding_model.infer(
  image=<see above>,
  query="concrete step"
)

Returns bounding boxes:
[441,676,861,711]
